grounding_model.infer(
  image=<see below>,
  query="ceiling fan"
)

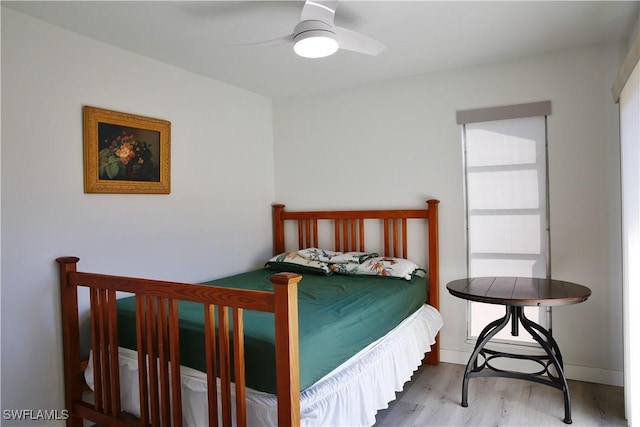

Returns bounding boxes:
[246,0,385,59]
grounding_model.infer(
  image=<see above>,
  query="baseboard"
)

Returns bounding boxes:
[440,348,623,387]
[563,364,624,387]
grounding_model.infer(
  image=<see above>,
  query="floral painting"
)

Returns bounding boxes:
[83,106,170,194]
[98,124,160,182]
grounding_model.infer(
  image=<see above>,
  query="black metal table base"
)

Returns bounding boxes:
[461,306,572,424]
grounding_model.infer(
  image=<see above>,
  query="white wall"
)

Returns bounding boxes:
[628,9,640,52]
[274,44,624,385]
[1,8,275,423]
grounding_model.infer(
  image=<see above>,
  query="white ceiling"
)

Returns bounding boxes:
[4,1,639,100]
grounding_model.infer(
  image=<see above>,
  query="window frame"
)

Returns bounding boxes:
[457,101,552,346]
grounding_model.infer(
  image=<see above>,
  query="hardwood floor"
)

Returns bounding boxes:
[374,362,626,426]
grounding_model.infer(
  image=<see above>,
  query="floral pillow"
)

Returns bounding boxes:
[265,252,332,275]
[330,257,425,280]
[298,248,378,264]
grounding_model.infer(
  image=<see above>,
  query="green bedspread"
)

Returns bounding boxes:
[116,268,427,394]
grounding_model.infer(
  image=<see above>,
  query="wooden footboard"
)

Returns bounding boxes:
[56,257,301,427]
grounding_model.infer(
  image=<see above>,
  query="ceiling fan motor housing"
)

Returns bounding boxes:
[293,20,339,58]
[293,20,336,41]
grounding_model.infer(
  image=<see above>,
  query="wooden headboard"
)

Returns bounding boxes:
[272,199,440,363]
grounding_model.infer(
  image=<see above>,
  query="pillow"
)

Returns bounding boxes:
[329,252,379,264]
[297,248,341,263]
[265,252,332,275]
[330,256,425,280]
[298,247,378,264]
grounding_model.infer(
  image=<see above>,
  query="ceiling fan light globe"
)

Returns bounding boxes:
[293,31,339,58]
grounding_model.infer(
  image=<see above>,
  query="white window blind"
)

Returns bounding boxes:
[620,58,640,426]
[458,102,551,344]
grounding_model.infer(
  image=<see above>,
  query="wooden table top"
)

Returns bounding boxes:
[446,277,591,307]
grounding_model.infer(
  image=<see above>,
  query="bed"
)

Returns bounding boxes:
[57,199,442,427]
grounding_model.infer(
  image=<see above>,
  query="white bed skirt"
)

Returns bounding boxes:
[85,304,443,427]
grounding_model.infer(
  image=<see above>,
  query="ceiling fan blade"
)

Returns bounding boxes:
[334,26,385,56]
[300,0,339,25]
[228,34,293,47]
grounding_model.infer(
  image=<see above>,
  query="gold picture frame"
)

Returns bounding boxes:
[83,106,171,194]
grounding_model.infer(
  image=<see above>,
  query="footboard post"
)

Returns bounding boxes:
[56,257,84,427]
[270,272,302,427]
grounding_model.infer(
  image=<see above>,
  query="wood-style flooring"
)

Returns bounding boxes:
[374,362,626,427]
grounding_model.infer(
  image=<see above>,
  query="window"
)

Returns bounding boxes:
[618,56,640,426]
[457,102,551,344]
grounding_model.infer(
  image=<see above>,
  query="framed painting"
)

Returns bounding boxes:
[83,106,171,194]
